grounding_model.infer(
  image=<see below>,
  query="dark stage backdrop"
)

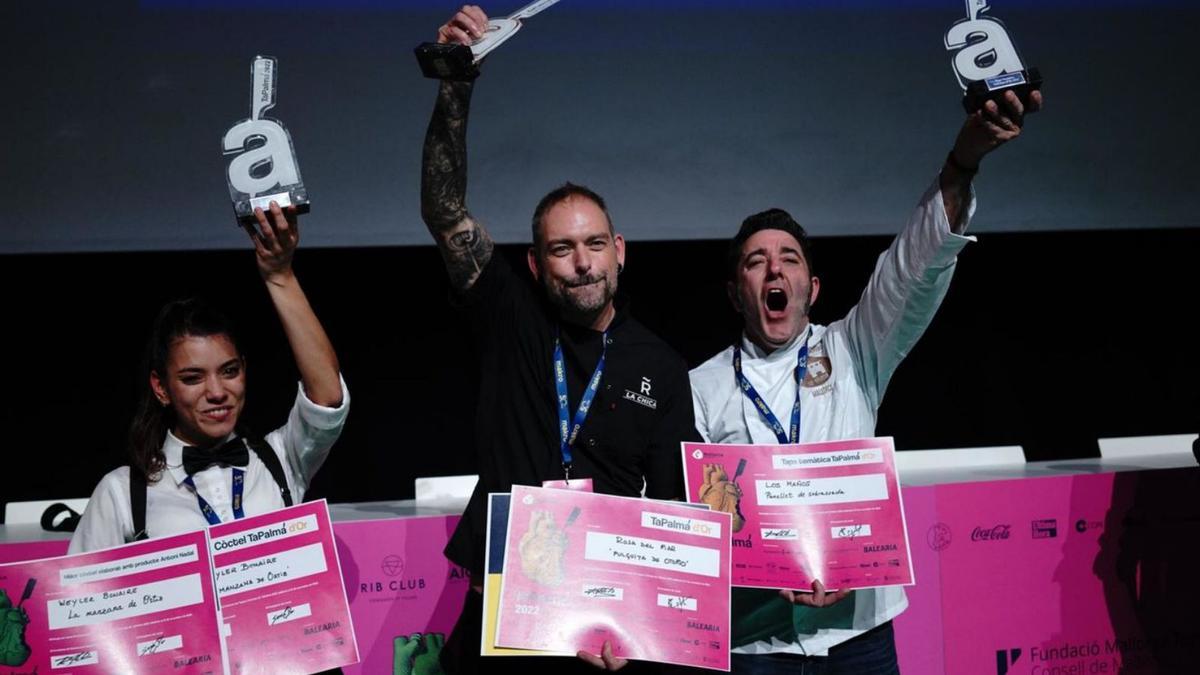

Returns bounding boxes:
[1,226,1196,519]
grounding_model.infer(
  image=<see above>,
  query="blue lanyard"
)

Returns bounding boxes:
[183,468,245,526]
[554,329,608,479]
[733,330,810,444]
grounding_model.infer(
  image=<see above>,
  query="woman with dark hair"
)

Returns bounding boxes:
[70,203,348,552]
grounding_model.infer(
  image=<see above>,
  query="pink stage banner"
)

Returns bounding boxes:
[0,530,224,674]
[494,485,732,671]
[891,484,945,675]
[209,500,357,674]
[334,514,469,675]
[682,438,914,590]
[927,469,1199,674]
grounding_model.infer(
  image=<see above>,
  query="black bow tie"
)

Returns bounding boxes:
[182,437,249,476]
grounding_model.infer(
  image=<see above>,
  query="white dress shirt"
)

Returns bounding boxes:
[70,377,349,554]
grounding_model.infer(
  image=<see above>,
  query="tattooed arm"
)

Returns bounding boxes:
[420,6,495,292]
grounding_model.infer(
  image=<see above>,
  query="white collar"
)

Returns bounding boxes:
[162,430,238,485]
[163,430,189,486]
[739,325,818,363]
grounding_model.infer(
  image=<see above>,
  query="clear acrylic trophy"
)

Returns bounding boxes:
[414,0,563,81]
[222,56,309,224]
[944,0,1043,113]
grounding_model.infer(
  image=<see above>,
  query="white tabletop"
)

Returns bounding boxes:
[5,455,1195,544]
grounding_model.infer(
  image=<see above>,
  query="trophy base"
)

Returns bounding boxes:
[233,188,310,224]
[414,42,479,81]
[962,67,1043,114]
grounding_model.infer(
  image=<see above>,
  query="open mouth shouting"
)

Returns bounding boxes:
[764,287,789,316]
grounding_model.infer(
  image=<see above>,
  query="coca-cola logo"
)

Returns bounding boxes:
[971,525,1012,541]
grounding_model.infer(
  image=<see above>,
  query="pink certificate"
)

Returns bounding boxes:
[494,485,732,671]
[0,530,224,673]
[682,438,914,591]
[208,500,358,674]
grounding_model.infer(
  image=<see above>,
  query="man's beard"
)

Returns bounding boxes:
[546,272,616,324]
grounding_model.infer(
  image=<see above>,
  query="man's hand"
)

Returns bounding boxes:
[438,5,489,46]
[951,89,1043,170]
[941,88,1043,229]
[779,579,851,608]
[577,640,629,671]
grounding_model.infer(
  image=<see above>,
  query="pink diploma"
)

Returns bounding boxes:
[208,499,358,674]
[682,437,914,591]
[0,530,224,673]
[494,485,732,671]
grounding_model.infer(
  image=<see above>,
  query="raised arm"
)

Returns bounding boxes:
[940,88,1044,229]
[841,87,1044,406]
[247,203,342,407]
[420,5,495,291]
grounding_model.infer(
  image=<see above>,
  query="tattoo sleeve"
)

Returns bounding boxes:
[421,80,494,290]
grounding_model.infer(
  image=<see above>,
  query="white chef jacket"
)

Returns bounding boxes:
[690,177,975,655]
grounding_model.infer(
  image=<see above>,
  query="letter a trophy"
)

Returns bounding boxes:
[222,56,309,225]
[414,0,563,80]
[944,0,1043,113]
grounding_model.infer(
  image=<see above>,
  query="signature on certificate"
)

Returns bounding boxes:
[139,636,169,655]
[269,606,297,625]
